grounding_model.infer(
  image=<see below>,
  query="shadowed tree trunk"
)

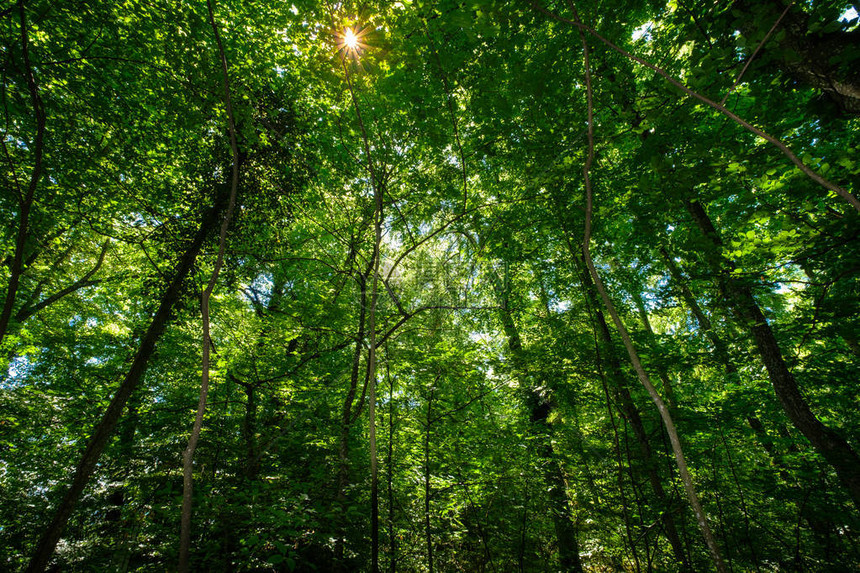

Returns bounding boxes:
[424,384,435,573]
[659,245,776,453]
[385,358,397,573]
[575,255,691,571]
[731,0,860,116]
[0,0,46,349]
[25,181,232,573]
[493,266,584,573]
[685,196,860,509]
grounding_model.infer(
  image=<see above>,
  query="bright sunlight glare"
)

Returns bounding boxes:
[344,27,358,50]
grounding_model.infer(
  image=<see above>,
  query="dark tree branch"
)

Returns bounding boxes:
[14,240,110,323]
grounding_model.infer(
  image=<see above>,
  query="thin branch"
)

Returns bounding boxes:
[178,1,242,570]
[721,1,794,105]
[567,1,727,570]
[533,1,860,212]
[14,240,110,322]
[375,304,496,349]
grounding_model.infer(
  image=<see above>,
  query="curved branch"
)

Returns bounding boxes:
[533,1,860,212]
[178,1,242,570]
[567,2,727,569]
[14,241,110,323]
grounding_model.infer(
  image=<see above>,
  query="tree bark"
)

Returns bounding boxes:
[25,182,231,573]
[386,358,397,573]
[0,0,46,348]
[178,2,241,569]
[731,0,860,115]
[685,197,860,509]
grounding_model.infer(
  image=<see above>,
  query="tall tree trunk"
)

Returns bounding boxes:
[386,359,397,573]
[342,52,385,573]
[424,386,435,573]
[553,199,689,570]
[659,246,777,455]
[571,10,727,568]
[576,256,690,571]
[494,284,584,573]
[0,0,46,348]
[663,250,839,543]
[596,358,642,573]
[684,197,860,509]
[178,2,241,569]
[25,181,232,573]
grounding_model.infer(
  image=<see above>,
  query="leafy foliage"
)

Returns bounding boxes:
[1,0,858,571]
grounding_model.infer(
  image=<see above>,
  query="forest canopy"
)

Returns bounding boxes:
[1,0,859,571]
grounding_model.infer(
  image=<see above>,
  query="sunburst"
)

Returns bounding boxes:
[336,23,369,60]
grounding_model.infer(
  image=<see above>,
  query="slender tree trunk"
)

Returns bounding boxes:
[386,359,397,573]
[718,423,762,571]
[454,461,496,572]
[178,2,241,569]
[577,259,690,570]
[0,0,46,348]
[518,489,528,573]
[659,245,784,461]
[342,53,385,573]
[685,197,860,509]
[559,221,688,569]
[368,236,381,573]
[25,181,231,573]
[572,9,727,569]
[597,361,642,573]
[424,386,434,573]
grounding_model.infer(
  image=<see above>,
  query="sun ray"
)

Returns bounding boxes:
[336,22,369,60]
[344,27,358,50]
